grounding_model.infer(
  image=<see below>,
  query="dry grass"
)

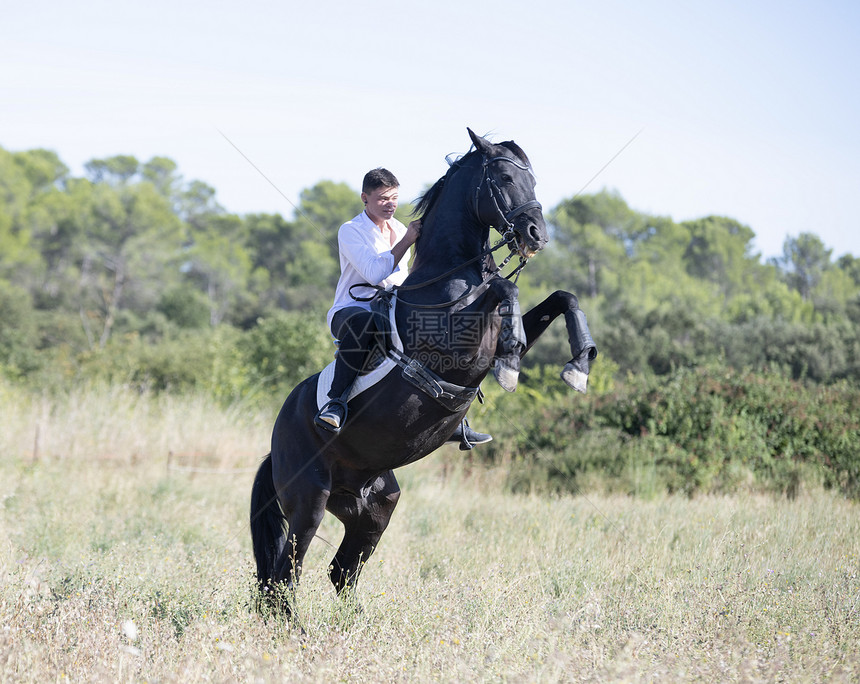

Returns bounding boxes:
[1,383,858,682]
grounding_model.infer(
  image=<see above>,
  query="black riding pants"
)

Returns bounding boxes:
[328,306,378,400]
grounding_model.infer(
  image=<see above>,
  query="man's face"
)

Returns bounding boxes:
[362,185,399,227]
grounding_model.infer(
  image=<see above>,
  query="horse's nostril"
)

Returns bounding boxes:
[527,223,544,245]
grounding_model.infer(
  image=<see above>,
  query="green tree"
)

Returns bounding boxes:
[84,155,140,185]
[11,148,68,192]
[156,287,211,329]
[75,173,185,346]
[184,213,263,326]
[836,254,860,287]
[245,181,360,311]
[776,233,832,300]
[142,156,182,205]
[296,180,364,261]
[245,212,301,309]
[179,180,222,225]
[0,148,46,278]
[28,178,92,309]
[681,216,761,298]
[0,282,39,378]
[543,190,638,298]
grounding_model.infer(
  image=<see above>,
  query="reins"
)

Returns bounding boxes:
[348,237,525,310]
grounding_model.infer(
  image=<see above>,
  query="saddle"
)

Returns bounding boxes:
[315,293,400,412]
[316,291,480,414]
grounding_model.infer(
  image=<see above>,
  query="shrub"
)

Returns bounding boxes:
[481,364,860,499]
[156,287,211,328]
[236,310,333,398]
[75,329,225,393]
[0,282,40,379]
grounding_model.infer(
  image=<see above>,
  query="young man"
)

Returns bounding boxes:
[315,168,491,449]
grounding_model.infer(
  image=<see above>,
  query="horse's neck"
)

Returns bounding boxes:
[411,189,487,280]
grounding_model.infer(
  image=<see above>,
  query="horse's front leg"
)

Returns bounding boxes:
[520,290,598,393]
[487,278,526,392]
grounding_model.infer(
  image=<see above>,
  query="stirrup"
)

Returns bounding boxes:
[447,420,493,451]
[314,398,348,434]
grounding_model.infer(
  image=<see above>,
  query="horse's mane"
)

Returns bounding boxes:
[412,141,531,221]
[411,151,475,220]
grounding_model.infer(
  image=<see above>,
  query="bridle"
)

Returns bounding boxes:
[351,151,543,309]
[474,154,542,249]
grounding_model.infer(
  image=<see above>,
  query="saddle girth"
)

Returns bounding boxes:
[387,348,479,413]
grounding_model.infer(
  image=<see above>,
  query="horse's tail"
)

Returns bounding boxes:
[250,453,286,586]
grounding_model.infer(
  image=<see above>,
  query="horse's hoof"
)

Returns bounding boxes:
[494,359,519,392]
[561,362,588,393]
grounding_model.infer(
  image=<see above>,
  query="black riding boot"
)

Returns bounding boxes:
[315,395,350,433]
[314,308,377,434]
[446,419,493,450]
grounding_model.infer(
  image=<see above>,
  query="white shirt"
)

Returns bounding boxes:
[326,211,410,330]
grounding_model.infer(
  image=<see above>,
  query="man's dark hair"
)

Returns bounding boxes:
[362,168,399,193]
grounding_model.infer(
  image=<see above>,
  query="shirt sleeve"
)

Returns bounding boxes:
[338,225,400,285]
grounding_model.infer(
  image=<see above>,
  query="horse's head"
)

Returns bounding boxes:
[468,128,548,258]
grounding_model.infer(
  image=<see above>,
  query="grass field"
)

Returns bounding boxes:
[1,384,858,682]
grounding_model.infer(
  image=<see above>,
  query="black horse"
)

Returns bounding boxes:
[250,129,596,616]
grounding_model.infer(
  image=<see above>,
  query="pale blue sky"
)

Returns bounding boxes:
[3,0,858,259]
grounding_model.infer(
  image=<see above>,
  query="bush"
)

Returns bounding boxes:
[0,282,40,379]
[157,287,211,329]
[0,307,336,408]
[75,329,228,393]
[480,364,860,499]
[236,310,333,399]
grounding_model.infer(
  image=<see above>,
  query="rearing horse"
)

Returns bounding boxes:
[250,128,597,616]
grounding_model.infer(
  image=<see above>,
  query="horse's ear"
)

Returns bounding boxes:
[503,140,531,167]
[467,128,492,154]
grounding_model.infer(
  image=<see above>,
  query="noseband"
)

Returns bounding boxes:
[474,155,543,248]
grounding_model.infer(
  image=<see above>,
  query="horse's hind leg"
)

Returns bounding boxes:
[326,470,401,595]
[264,465,331,622]
[273,487,330,589]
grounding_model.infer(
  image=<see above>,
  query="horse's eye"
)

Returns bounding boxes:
[501,174,514,184]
